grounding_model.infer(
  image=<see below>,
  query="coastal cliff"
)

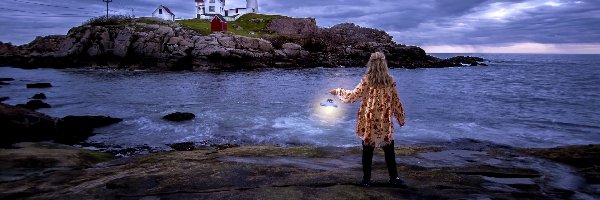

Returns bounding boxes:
[0,15,485,70]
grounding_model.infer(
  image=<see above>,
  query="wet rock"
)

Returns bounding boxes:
[105,144,162,157]
[446,56,486,66]
[31,93,47,100]
[0,97,9,102]
[17,100,51,110]
[0,142,115,182]
[163,112,195,122]
[0,143,595,199]
[212,143,240,150]
[0,81,8,85]
[168,142,196,151]
[26,83,52,88]
[55,116,122,143]
[520,144,600,183]
[0,103,121,146]
[0,78,15,81]
[60,115,122,129]
[0,103,57,146]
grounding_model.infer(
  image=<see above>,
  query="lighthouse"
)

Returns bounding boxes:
[246,0,258,13]
[197,0,259,20]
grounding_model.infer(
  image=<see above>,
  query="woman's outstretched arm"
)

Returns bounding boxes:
[331,78,367,103]
[391,82,405,126]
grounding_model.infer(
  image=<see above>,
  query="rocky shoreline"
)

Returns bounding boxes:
[1,94,598,199]
[0,16,487,70]
[0,140,598,199]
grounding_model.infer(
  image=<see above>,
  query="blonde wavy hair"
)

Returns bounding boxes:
[364,52,393,88]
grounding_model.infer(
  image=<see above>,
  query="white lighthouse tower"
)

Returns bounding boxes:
[246,0,258,13]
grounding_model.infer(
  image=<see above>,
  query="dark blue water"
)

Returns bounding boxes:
[1,54,599,149]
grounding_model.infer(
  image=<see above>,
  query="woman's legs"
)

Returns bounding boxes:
[383,140,407,187]
[382,140,399,179]
[362,142,375,184]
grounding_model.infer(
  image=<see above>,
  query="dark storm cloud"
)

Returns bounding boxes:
[0,0,196,45]
[0,0,598,53]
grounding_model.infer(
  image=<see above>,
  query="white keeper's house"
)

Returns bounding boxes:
[152,5,176,21]
[196,0,258,21]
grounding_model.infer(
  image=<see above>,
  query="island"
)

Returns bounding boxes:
[0,14,485,70]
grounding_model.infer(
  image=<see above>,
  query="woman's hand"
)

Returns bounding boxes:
[399,114,405,126]
[329,89,338,95]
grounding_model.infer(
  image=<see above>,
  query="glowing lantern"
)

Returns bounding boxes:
[320,99,338,108]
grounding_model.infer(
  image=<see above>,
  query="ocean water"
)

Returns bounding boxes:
[1,54,599,149]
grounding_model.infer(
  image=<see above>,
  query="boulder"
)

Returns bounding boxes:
[17,100,51,110]
[31,93,47,100]
[167,36,184,45]
[446,56,486,66]
[113,28,133,58]
[0,81,8,85]
[55,116,122,144]
[163,112,195,122]
[1,103,122,146]
[258,40,274,52]
[0,97,9,102]
[60,116,122,128]
[217,36,236,48]
[168,142,196,151]
[0,78,14,82]
[282,43,303,57]
[0,103,57,146]
[27,83,52,88]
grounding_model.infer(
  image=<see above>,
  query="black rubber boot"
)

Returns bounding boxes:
[383,140,407,188]
[361,142,374,187]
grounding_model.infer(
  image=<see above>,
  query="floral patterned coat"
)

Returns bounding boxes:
[334,77,405,147]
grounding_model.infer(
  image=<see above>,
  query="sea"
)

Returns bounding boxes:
[1,53,599,150]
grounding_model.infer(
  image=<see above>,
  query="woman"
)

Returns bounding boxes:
[330,52,406,187]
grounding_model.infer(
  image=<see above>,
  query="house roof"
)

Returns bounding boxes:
[208,14,226,22]
[160,5,175,16]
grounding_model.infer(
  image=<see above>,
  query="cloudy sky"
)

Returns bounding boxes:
[0,0,598,53]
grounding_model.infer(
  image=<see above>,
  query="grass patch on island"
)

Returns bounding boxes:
[178,19,213,35]
[177,13,290,37]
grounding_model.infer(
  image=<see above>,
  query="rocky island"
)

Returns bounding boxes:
[0,14,485,70]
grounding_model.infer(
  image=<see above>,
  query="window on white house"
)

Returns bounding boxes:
[209,6,215,12]
[159,9,162,14]
[209,0,215,3]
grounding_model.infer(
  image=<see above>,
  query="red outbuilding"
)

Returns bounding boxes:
[211,15,228,32]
